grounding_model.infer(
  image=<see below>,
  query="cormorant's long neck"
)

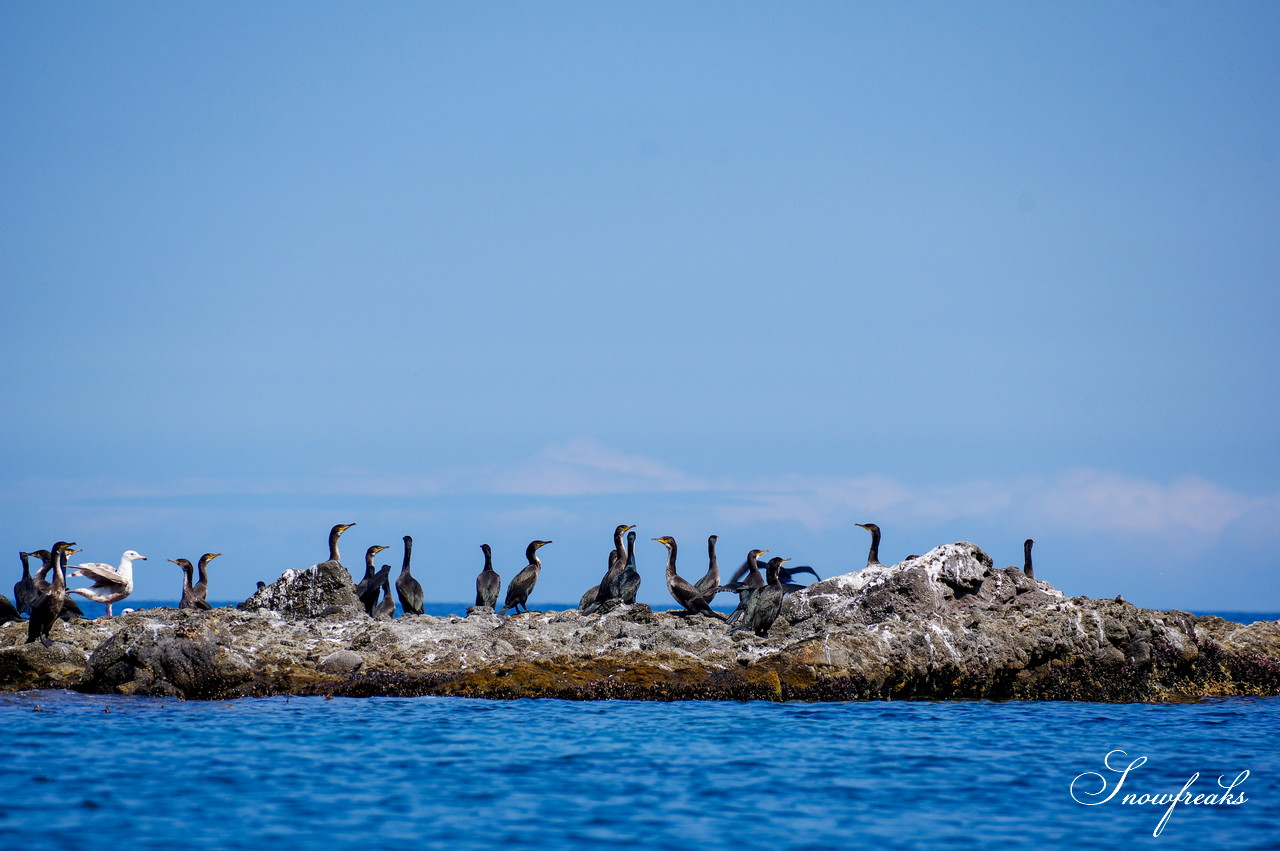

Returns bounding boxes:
[19,552,31,579]
[765,559,780,587]
[626,532,636,569]
[867,528,881,566]
[482,546,493,573]
[614,528,627,565]
[525,543,542,569]
[184,563,195,592]
[329,528,342,562]
[1023,540,1034,579]
[663,542,678,577]
[196,559,206,587]
[402,536,413,572]
[52,545,67,592]
[33,552,52,582]
[746,552,763,584]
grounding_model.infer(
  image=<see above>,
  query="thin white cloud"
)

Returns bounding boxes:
[8,445,1275,552]
[716,468,1279,547]
[476,439,712,496]
[1024,469,1274,538]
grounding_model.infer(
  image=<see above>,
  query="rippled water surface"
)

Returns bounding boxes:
[3,692,1275,850]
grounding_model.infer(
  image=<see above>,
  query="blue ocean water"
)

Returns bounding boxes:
[14,601,1275,848]
[2,692,1275,851]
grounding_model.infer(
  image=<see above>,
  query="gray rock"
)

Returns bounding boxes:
[238,560,362,619]
[318,650,364,674]
[0,641,89,691]
[81,609,254,698]
[4,540,1278,702]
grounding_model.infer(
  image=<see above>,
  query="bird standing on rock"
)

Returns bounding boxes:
[354,546,389,615]
[194,553,220,607]
[584,524,634,612]
[0,594,20,625]
[323,523,357,565]
[14,551,39,615]
[855,523,883,567]
[475,544,501,609]
[499,540,552,615]
[722,549,768,625]
[67,550,147,618]
[26,549,84,620]
[693,535,720,601]
[652,536,726,621]
[169,558,212,611]
[395,536,423,615]
[743,556,790,637]
[27,542,74,645]
[618,530,641,604]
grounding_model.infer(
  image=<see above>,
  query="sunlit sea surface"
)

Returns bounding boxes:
[6,604,1276,850]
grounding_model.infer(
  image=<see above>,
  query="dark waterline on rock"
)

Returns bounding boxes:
[4,690,1276,851]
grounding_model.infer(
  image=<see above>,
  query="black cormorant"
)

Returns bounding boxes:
[194,553,220,606]
[0,594,20,625]
[395,536,424,615]
[14,551,39,615]
[652,536,726,620]
[325,523,357,564]
[744,556,790,637]
[1022,539,1036,581]
[27,541,73,645]
[354,546,389,615]
[723,549,768,624]
[693,535,720,600]
[498,540,552,615]
[586,525,635,611]
[856,523,883,567]
[28,549,84,620]
[169,558,212,611]
[578,574,602,611]
[581,551,622,614]
[373,576,396,620]
[618,530,641,604]
[475,544,500,609]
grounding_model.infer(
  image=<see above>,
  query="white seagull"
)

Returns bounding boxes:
[67,550,147,617]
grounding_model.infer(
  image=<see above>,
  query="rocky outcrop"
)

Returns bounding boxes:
[1,542,1277,702]
[238,560,362,618]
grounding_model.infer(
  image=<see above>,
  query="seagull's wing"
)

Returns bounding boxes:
[70,563,125,586]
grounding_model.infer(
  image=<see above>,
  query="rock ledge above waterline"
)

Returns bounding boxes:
[2,543,1277,702]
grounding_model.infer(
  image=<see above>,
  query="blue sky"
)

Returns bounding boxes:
[3,2,1278,611]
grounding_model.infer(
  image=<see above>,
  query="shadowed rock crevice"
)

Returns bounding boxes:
[2,542,1277,702]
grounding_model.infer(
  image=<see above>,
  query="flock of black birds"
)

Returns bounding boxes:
[5,521,1040,647]
[315,521,846,638]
